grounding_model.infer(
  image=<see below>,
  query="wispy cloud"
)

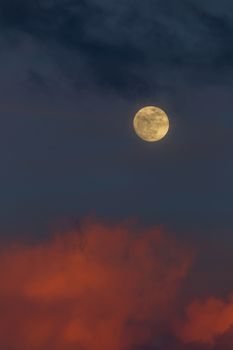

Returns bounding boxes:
[0,0,233,96]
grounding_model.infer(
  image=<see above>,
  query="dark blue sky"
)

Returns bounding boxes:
[0,0,232,238]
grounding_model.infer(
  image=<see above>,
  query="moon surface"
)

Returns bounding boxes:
[133,106,169,142]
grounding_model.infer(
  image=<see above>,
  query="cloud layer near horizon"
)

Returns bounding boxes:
[0,220,233,350]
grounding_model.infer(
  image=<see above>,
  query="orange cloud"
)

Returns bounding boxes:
[0,219,192,350]
[176,295,233,345]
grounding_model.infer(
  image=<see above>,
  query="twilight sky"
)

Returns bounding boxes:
[0,1,233,349]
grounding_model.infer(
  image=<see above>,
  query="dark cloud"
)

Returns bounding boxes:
[0,0,233,95]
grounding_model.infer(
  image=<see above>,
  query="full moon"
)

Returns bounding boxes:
[133,106,169,142]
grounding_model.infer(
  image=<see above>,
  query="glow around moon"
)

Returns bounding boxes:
[133,106,169,142]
